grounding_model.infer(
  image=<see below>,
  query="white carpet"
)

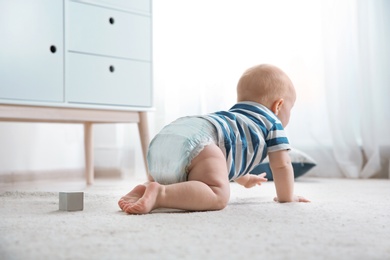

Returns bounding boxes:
[1,177,390,260]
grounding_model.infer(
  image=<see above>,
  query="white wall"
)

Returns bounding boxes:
[0,123,84,173]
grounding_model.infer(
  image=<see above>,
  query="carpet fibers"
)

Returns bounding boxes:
[0,177,390,260]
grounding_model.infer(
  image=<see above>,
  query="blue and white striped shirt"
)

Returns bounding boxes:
[200,101,291,180]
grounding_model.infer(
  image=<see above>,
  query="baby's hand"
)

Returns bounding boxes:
[243,173,268,188]
[274,195,310,203]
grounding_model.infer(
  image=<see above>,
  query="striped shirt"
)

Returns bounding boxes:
[200,101,291,180]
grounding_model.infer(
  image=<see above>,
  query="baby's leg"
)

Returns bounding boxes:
[118,144,230,214]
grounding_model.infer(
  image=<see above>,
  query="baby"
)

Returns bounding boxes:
[118,64,309,214]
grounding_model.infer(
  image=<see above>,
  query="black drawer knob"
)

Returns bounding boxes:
[50,45,57,53]
[109,65,115,72]
[109,17,115,24]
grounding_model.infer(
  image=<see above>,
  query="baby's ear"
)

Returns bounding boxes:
[271,99,284,115]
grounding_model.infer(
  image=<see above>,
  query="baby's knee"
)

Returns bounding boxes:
[211,186,230,210]
[215,196,229,210]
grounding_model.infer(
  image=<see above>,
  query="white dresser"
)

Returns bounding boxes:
[0,0,153,184]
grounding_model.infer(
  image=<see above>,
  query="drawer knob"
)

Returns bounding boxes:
[109,65,115,72]
[109,17,115,25]
[50,45,57,53]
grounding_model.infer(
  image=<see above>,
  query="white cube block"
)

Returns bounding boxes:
[59,192,84,211]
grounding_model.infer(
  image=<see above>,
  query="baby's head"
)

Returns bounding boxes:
[237,64,296,127]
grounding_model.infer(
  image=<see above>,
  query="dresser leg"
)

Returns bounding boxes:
[84,122,94,185]
[138,111,152,181]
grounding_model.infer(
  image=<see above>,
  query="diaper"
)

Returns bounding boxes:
[147,117,217,184]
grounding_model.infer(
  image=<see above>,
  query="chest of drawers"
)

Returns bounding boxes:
[0,0,153,183]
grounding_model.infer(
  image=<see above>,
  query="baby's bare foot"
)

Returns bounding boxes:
[119,182,161,214]
[118,184,146,211]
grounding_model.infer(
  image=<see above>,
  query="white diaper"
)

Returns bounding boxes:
[147,116,217,184]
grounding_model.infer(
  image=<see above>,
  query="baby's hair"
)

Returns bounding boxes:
[236,64,293,108]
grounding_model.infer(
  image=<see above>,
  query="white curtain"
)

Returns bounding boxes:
[321,0,390,178]
[152,0,390,178]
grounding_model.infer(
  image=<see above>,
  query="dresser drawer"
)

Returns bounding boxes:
[72,0,151,13]
[67,1,151,61]
[66,53,152,107]
[0,0,64,103]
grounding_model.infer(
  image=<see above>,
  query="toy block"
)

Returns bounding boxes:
[59,192,84,211]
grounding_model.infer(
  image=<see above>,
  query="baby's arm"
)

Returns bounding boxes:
[235,172,267,188]
[268,150,310,203]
